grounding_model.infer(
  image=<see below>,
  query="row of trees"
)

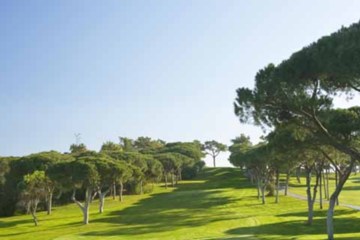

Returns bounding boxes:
[0,137,207,226]
[231,21,360,240]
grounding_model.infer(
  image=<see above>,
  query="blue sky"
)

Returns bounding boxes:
[1,1,360,166]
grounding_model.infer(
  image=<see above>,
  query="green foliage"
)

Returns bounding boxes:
[155,153,181,174]
[111,160,132,184]
[133,136,165,154]
[1,152,71,216]
[144,158,163,182]
[0,139,206,218]
[228,134,253,168]
[69,159,99,189]
[20,170,47,193]
[70,143,88,154]
[181,160,206,180]
[119,137,135,152]
[100,141,122,153]
[233,20,360,238]
[162,141,205,161]
[204,141,227,155]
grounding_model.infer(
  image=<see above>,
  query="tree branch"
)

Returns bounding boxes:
[320,150,341,174]
[348,82,360,92]
[71,189,84,210]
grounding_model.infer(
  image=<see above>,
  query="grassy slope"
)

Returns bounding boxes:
[0,168,360,240]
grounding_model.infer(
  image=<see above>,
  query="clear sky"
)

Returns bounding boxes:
[1,1,360,166]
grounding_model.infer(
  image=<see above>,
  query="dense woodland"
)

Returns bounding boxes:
[0,137,212,225]
[229,21,360,240]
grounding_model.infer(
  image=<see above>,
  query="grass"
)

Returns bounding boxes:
[287,172,360,207]
[0,168,360,239]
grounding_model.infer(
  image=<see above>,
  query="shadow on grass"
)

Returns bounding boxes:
[276,209,358,218]
[81,168,251,237]
[342,185,360,191]
[0,219,32,228]
[225,216,360,237]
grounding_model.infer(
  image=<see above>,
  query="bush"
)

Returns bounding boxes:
[182,161,205,180]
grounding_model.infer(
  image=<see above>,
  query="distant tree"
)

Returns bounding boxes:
[119,137,135,152]
[3,151,71,216]
[121,152,149,194]
[69,159,99,224]
[240,144,273,204]
[0,158,10,186]
[144,158,163,185]
[155,153,181,188]
[204,140,227,167]
[18,171,47,226]
[228,134,253,169]
[70,143,87,154]
[162,142,205,162]
[111,161,132,202]
[92,157,114,213]
[133,136,165,153]
[46,161,74,214]
[160,141,206,181]
[0,157,13,216]
[100,141,122,153]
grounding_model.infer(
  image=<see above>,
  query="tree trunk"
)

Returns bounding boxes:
[164,173,168,189]
[296,167,301,184]
[90,191,97,203]
[319,170,323,210]
[335,170,339,206]
[327,194,336,240]
[326,168,330,200]
[72,188,92,225]
[327,160,355,240]
[82,206,89,225]
[83,188,91,224]
[98,188,110,213]
[327,160,354,240]
[275,170,280,203]
[323,170,328,200]
[305,167,316,225]
[213,155,216,168]
[55,189,63,200]
[261,185,266,204]
[112,181,116,200]
[26,201,31,215]
[47,191,53,215]
[30,207,38,226]
[119,181,124,202]
[257,179,261,200]
[99,195,104,213]
[284,170,290,196]
[140,180,143,194]
[171,174,175,187]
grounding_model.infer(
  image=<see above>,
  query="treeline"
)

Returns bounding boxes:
[0,137,206,225]
[231,21,360,240]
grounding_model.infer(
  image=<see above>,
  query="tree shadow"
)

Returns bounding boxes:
[81,168,248,237]
[342,185,360,191]
[225,217,360,238]
[0,219,32,228]
[276,209,357,218]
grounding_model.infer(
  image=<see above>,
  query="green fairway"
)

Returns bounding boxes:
[1,168,360,240]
